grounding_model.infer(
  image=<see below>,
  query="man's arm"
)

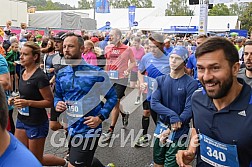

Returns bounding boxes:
[0,56,11,90]
[125,48,136,73]
[150,76,181,124]
[0,72,11,90]
[176,128,198,167]
[179,80,198,124]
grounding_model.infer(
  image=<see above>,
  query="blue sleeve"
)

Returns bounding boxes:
[54,73,64,107]
[138,55,146,73]
[0,55,8,74]
[98,73,118,119]
[186,56,194,69]
[150,76,181,124]
[179,80,198,124]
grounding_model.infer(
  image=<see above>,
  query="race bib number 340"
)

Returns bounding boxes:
[200,134,239,167]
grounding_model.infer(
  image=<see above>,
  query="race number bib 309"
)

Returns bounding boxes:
[200,133,239,167]
[66,100,83,118]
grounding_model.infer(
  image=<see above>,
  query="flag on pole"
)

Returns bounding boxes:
[128,6,136,28]
[96,0,110,13]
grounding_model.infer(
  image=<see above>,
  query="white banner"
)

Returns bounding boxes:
[198,4,208,35]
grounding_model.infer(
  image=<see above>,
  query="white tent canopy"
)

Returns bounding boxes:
[33,9,239,32]
[137,16,238,32]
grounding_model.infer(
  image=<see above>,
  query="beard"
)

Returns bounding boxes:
[245,61,252,71]
[202,75,233,99]
[64,53,82,65]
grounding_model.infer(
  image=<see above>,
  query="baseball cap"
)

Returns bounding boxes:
[169,46,189,63]
[90,37,99,43]
[236,38,242,43]
[53,31,66,41]
[149,33,164,44]
[35,34,42,39]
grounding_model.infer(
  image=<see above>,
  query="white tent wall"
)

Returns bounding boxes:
[137,16,238,32]
[28,12,96,30]
[79,18,97,30]
[28,8,239,32]
[0,0,27,27]
[28,12,62,28]
[31,8,164,31]
[61,12,81,29]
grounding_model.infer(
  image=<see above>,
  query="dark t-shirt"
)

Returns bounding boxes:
[18,68,50,125]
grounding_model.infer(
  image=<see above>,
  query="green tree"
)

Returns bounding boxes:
[20,0,75,10]
[208,4,230,16]
[110,0,152,8]
[165,0,194,16]
[239,2,252,32]
[78,0,92,9]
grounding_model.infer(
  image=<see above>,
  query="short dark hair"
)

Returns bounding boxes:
[64,32,84,47]
[197,34,208,39]
[195,37,239,67]
[244,40,252,47]
[112,28,122,38]
[0,85,8,130]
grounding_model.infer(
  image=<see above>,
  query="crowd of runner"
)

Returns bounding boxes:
[0,19,252,167]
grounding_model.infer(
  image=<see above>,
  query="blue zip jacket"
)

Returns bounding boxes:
[54,60,117,137]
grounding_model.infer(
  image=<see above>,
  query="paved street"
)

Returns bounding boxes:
[43,88,156,167]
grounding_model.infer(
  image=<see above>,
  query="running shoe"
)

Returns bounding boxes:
[101,129,113,142]
[134,96,140,105]
[122,114,129,128]
[106,163,115,167]
[135,135,150,147]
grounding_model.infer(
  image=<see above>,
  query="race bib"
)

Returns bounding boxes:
[154,121,168,138]
[200,133,239,167]
[45,65,51,73]
[66,100,83,118]
[107,70,119,79]
[18,107,29,116]
[148,77,156,91]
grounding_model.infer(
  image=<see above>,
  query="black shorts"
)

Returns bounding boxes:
[10,71,15,75]
[69,136,99,167]
[143,99,150,110]
[130,71,138,82]
[111,78,128,99]
[142,93,150,110]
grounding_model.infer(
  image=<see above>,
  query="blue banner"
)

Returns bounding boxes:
[96,0,110,13]
[128,6,136,28]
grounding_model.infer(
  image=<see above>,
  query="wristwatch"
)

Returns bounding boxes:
[97,114,105,121]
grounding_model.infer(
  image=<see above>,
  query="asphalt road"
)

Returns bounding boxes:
[43,88,156,167]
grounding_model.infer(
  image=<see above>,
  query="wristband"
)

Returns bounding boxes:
[97,114,105,121]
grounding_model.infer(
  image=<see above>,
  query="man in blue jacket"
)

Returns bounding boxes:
[151,46,198,167]
[54,32,117,167]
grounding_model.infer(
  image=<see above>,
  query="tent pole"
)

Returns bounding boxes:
[93,0,96,20]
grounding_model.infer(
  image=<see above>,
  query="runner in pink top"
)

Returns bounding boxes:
[130,37,145,84]
[82,40,98,66]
